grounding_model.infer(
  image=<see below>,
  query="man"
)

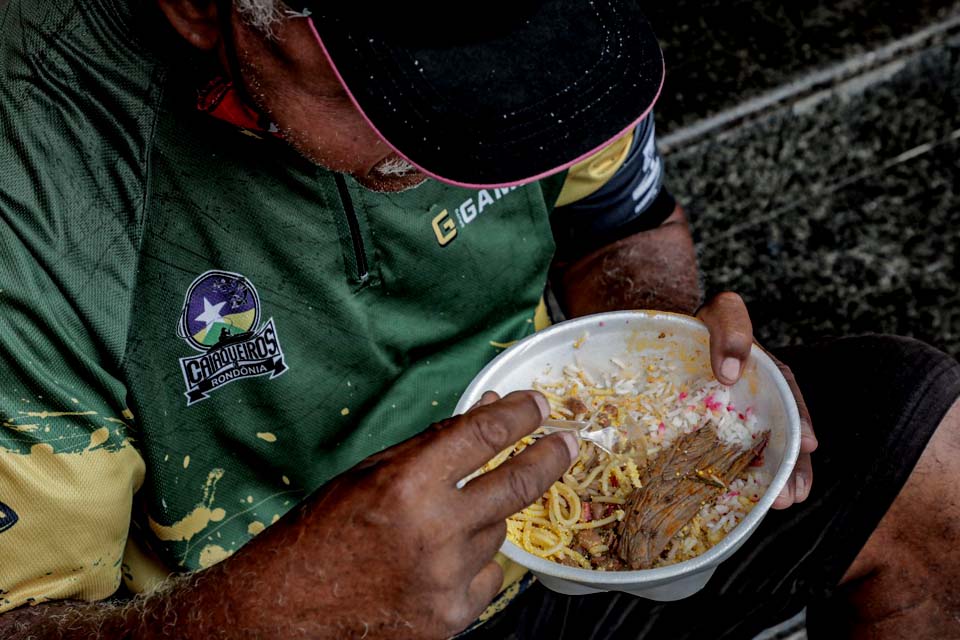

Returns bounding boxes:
[1,0,958,638]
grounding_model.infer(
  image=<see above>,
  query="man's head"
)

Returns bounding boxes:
[158,0,427,192]
[157,0,664,192]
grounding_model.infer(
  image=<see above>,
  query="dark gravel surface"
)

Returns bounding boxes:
[649,0,960,134]
[666,34,960,356]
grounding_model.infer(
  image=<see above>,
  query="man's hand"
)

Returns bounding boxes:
[2,391,577,640]
[553,205,816,509]
[249,389,577,639]
[696,292,818,509]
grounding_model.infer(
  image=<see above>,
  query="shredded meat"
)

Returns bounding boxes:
[573,525,624,569]
[564,397,589,418]
[596,404,618,427]
[615,427,769,569]
[593,554,625,571]
[574,528,609,554]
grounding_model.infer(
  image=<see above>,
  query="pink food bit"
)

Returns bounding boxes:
[598,321,605,327]
[658,422,665,434]
[726,491,740,498]
[702,394,727,411]
[727,404,736,412]
[745,407,754,417]
[738,413,746,420]
[581,503,593,522]
[678,391,688,401]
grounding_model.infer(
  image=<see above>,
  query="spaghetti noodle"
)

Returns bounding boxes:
[484,354,770,570]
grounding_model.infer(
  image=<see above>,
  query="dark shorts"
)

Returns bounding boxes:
[468,335,960,640]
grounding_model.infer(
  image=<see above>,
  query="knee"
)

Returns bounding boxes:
[835,334,960,409]
[849,334,956,376]
[873,398,960,571]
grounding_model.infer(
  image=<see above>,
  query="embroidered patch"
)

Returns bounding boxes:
[177,271,288,405]
[0,501,18,534]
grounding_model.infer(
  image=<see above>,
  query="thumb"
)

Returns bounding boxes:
[696,292,754,385]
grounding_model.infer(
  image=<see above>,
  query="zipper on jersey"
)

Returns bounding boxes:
[334,173,369,282]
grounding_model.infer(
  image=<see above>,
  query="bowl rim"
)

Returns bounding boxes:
[454,310,802,585]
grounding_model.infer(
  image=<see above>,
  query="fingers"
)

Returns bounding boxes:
[792,452,813,503]
[794,386,818,455]
[800,423,818,454]
[696,296,815,510]
[696,292,754,385]
[772,452,813,509]
[772,358,817,454]
[444,561,504,637]
[431,390,555,481]
[472,391,501,410]
[772,472,795,509]
[464,561,504,623]
[756,357,815,510]
[468,520,507,575]
[462,433,578,526]
[770,358,816,510]
[431,391,502,433]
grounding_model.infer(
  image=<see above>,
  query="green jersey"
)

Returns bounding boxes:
[0,0,652,615]
[0,0,573,609]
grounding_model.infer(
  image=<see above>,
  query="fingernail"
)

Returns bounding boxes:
[777,485,792,504]
[795,474,807,500]
[720,357,740,383]
[532,393,550,420]
[558,432,579,463]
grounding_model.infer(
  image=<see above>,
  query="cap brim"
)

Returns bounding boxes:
[309,1,664,189]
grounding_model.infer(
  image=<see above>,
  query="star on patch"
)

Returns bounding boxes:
[195,297,227,329]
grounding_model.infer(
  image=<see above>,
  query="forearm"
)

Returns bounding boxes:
[0,511,347,639]
[0,571,240,640]
[555,204,702,317]
[1,575,185,639]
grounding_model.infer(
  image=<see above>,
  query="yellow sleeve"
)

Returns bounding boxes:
[0,279,146,613]
[0,432,145,611]
[554,129,636,208]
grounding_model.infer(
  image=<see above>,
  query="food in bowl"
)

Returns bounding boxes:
[483,351,771,571]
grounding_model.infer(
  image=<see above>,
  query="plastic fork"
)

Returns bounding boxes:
[531,418,622,455]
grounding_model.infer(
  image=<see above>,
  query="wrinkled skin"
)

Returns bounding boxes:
[204,390,578,638]
[158,0,427,192]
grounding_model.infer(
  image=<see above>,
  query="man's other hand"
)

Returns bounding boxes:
[696,292,818,509]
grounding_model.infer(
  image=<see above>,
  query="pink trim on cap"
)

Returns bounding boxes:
[308,18,664,190]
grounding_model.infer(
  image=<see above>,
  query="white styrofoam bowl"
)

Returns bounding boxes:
[454,310,801,601]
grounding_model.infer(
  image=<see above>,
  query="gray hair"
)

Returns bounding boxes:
[233,0,289,35]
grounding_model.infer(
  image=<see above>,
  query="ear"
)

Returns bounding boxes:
[157,0,222,51]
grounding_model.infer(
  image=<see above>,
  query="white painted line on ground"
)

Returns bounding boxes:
[660,13,960,153]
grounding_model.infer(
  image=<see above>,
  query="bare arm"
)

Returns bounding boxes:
[1,393,577,640]
[555,204,703,318]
